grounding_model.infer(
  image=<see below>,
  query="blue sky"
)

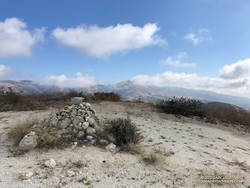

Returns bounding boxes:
[1,0,250,97]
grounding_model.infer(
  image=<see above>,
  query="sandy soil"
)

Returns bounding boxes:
[0,101,250,188]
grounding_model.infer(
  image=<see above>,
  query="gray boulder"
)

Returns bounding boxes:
[18,131,38,151]
[86,127,96,135]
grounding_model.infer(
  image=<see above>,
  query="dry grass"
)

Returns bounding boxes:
[122,143,144,155]
[153,146,175,157]
[141,152,166,166]
[8,116,72,149]
[8,118,41,145]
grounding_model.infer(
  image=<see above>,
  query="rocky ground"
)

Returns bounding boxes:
[0,101,250,188]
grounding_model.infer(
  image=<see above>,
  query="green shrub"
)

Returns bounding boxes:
[103,118,143,150]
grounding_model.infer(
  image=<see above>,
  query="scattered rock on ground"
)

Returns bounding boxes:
[105,143,117,153]
[67,170,76,177]
[19,171,34,180]
[44,159,56,168]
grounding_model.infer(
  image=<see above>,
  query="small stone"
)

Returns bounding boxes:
[88,118,96,127]
[85,103,91,107]
[67,170,75,177]
[86,127,96,135]
[18,131,38,151]
[105,143,117,153]
[51,177,60,185]
[44,159,56,168]
[73,116,84,126]
[82,122,89,129]
[99,139,109,146]
[90,139,97,145]
[60,118,71,128]
[71,97,84,105]
[107,135,116,143]
[19,171,34,180]
[77,131,85,138]
[86,135,94,141]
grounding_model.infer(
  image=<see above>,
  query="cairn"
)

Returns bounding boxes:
[18,97,110,151]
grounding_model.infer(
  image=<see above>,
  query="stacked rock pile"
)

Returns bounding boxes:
[38,97,99,144]
[18,97,112,151]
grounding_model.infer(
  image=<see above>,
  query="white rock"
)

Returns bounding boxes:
[18,131,38,151]
[82,122,89,129]
[71,97,84,105]
[44,159,56,168]
[85,102,91,107]
[19,171,34,180]
[86,135,94,140]
[105,143,117,153]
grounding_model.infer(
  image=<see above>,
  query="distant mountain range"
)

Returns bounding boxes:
[1,80,250,111]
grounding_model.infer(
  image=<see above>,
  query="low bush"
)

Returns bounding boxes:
[203,102,250,128]
[0,90,120,112]
[156,97,205,117]
[156,97,250,129]
[141,152,165,166]
[92,92,121,102]
[102,118,143,151]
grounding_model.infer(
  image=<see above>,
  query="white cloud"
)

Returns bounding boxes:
[161,52,196,68]
[132,58,250,98]
[52,23,165,58]
[41,72,96,88]
[0,18,45,58]
[0,64,12,78]
[185,28,211,46]
[220,58,250,79]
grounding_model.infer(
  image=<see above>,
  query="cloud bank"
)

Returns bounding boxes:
[161,52,196,68]
[0,18,45,58]
[132,59,250,98]
[41,72,96,88]
[220,58,250,79]
[0,64,13,78]
[52,23,165,58]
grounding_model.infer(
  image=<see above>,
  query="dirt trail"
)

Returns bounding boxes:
[0,102,250,188]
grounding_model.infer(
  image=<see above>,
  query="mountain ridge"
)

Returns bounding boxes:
[1,80,250,110]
